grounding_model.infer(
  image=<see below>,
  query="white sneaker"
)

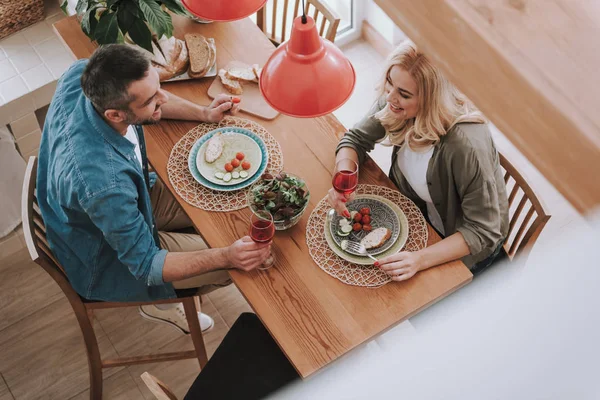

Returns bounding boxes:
[139,303,215,334]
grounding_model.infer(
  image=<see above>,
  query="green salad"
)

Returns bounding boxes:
[249,172,310,222]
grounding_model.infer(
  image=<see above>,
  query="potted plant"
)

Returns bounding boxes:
[248,172,310,230]
[60,0,191,52]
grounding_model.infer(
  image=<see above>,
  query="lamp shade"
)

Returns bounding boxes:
[259,16,356,118]
[181,0,267,22]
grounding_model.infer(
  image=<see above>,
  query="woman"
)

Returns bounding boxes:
[329,41,509,280]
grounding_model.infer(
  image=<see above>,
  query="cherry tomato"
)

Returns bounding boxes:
[362,215,371,224]
[241,161,251,170]
[360,207,371,215]
[352,223,363,232]
[231,158,241,168]
[236,152,245,161]
[232,97,241,104]
[353,213,362,222]
[224,163,234,172]
[363,224,372,232]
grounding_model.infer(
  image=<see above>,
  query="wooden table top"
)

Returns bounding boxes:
[55,15,472,378]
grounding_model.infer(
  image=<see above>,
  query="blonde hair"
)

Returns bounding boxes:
[374,41,486,150]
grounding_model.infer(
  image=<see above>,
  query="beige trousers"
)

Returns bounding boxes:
[150,179,232,292]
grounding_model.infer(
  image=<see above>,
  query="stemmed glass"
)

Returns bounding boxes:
[332,158,359,196]
[249,210,275,270]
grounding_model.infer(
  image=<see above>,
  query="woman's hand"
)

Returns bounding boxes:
[375,251,425,282]
[205,94,241,122]
[327,188,355,218]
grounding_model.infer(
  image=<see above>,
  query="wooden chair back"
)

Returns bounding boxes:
[499,153,551,262]
[256,0,341,45]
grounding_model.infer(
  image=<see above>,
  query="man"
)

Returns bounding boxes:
[37,44,271,333]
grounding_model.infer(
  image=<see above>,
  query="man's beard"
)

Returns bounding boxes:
[123,110,161,126]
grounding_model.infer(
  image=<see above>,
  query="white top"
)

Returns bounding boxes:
[124,125,143,171]
[396,143,446,236]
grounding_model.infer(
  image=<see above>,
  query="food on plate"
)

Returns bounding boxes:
[236,152,245,160]
[362,224,372,232]
[239,171,249,178]
[232,171,240,179]
[361,215,371,224]
[219,63,263,94]
[360,227,392,250]
[204,132,224,163]
[214,172,225,179]
[226,66,257,83]
[360,207,371,215]
[352,222,362,232]
[224,162,234,172]
[145,36,189,82]
[218,69,243,95]
[185,34,216,79]
[337,218,353,236]
[223,172,232,182]
[241,161,251,170]
[353,213,362,223]
[231,158,240,168]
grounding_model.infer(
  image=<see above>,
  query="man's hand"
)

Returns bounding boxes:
[226,236,271,271]
[205,94,241,123]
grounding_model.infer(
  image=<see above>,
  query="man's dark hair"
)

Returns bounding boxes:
[81,44,151,112]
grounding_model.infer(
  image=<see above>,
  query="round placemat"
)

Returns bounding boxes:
[167,116,284,211]
[306,184,429,288]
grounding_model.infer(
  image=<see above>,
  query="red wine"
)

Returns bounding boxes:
[250,219,275,243]
[333,170,358,195]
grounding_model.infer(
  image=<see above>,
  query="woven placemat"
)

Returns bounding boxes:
[167,116,284,211]
[306,184,429,288]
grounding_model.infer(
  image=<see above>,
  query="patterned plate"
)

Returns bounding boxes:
[187,127,269,192]
[196,130,262,186]
[324,195,409,265]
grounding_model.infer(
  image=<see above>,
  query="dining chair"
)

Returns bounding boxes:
[256,0,341,46]
[21,156,209,400]
[499,152,551,263]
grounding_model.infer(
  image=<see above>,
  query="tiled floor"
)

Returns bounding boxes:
[0,38,583,399]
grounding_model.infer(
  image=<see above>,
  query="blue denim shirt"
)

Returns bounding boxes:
[37,59,176,301]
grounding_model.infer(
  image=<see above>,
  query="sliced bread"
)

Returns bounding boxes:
[204,132,224,163]
[218,69,243,95]
[360,227,392,250]
[185,34,212,78]
[226,66,256,83]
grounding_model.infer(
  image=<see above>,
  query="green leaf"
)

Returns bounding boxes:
[159,0,188,16]
[75,0,88,15]
[138,0,172,38]
[127,19,153,52]
[95,11,119,44]
[116,4,135,33]
[116,28,125,43]
[60,0,69,15]
[81,4,101,36]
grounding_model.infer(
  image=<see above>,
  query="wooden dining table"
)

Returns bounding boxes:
[54,14,472,378]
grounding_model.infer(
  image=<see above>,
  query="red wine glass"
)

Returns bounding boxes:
[332,158,359,196]
[249,210,275,269]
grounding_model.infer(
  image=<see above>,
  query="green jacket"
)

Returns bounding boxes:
[336,99,509,268]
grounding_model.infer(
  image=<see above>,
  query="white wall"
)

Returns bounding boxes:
[364,0,406,46]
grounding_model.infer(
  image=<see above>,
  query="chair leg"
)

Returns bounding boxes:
[182,297,209,368]
[72,304,103,400]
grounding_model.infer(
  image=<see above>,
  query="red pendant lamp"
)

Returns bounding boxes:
[181,0,267,22]
[259,10,355,117]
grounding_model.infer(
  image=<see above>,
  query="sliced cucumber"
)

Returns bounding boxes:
[215,172,225,179]
[239,171,249,178]
[340,224,353,234]
[337,229,351,237]
[223,172,232,182]
[341,240,348,250]
[339,219,350,228]
[232,171,240,179]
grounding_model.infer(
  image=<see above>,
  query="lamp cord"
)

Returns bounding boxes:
[301,0,307,23]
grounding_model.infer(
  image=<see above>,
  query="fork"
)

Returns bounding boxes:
[343,240,378,262]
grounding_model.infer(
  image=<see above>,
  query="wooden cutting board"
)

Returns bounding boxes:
[207,61,279,120]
